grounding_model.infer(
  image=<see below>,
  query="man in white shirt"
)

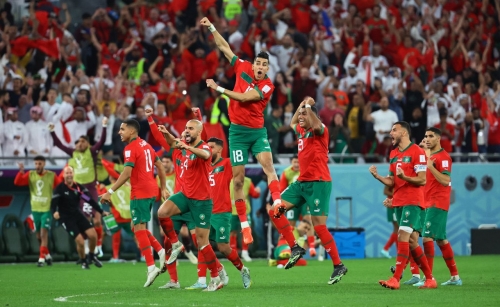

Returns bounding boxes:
[364,97,399,143]
[25,106,52,157]
[360,44,389,78]
[228,19,244,53]
[40,90,74,162]
[269,34,295,73]
[143,8,165,44]
[339,64,360,93]
[65,107,96,146]
[3,108,28,164]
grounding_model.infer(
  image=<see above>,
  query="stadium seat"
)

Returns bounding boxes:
[1,215,29,261]
[24,223,65,262]
[51,219,76,261]
[0,232,17,263]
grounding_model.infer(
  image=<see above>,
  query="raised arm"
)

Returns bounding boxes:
[48,123,75,156]
[200,17,235,62]
[14,164,30,186]
[145,107,174,149]
[206,79,262,103]
[91,117,108,152]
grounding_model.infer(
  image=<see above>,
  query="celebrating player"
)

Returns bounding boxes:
[49,117,108,256]
[369,121,437,290]
[280,156,317,257]
[201,17,282,246]
[156,120,225,292]
[272,97,348,284]
[52,166,107,269]
[100,119,167,288]
[414,128,461,286]
[200,137,252,288]
[14,156,61,267]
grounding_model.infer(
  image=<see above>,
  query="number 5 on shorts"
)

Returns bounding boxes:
[232,150,244,163]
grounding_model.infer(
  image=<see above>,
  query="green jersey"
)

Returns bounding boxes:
[106,183,132,219]
[68,148,95,184]
[29,171,56,212]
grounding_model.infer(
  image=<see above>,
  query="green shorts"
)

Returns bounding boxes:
[281,181,332,217]
[209,212,231,243]
[168,192,213,229]
[171,212,196,231]
[32,211,52,230]
[229,124,271,166]
[422,207,448,240]
[118,222,134,236]
[386,207,397,223]
[394,206,423,233]
[286,204,311,222]
[231,214,252,232]
[130,197,155,225]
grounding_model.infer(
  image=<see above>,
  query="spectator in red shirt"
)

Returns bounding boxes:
[91,8,113,44]
[319,94,344,127]
[167,78,193,121]
[434,108,456,153]
[365,5,388,45]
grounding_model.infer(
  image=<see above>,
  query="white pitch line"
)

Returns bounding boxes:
[54,292,215,306]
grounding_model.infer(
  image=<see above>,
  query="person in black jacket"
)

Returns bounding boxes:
[51,166,108,269]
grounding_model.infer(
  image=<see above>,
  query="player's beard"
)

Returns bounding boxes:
[392,135,400,147]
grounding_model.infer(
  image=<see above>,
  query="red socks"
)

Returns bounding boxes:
[191,233,198,249]
[235,199,248,225]
[409,253,420,275]
[198,252,207,278]
[158,217,179,243]
[314,225,341,265]
[39,246,49,259]
[147,230,163,253]
[423,241,435,272]
[384,232,397,251]
[200,245,219,278]
[242,241,248,251]
[135,229,154,266]
[268,209,296,247]
[112,231,121,259]
[95,226,103,246]
[268,180,281,202]
[439,242,459,276]
[230,234,237,250]
[163,239,177,282]
[227,248,244,271]
[410,246,433,280]
[307,236,315,249]
[393,241,409,280]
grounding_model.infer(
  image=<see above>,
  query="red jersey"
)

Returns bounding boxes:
[229,56,274,128]
[388,143,426,207]
[101,44,125,76]
[365,18,388,45]
[210,158,233,214]
[169,148,183,194]
[295,124,331,182]
[425,149,452,211]
[123,137,160,199]
[172,140,212,200]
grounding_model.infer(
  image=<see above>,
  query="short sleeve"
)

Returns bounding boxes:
[123,145,136,168]
[436,155,451,176]
[255,80,274,100]
[414,149,427,173]
[201,143,212,154]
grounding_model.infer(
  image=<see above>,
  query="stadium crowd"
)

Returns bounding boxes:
[0,0,499,165]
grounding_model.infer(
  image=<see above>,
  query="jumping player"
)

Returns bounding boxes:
[201,17,282,246]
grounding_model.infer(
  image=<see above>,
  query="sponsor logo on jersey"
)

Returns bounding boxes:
[420,155,426,163]
[125,150,131,158]
[442,160,449,168]
[262,85,271,94]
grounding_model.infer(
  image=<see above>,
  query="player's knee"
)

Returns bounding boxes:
[75,235,85,246]
[436,239,447,246]
[218,243,231,255]
[94,220,102,227]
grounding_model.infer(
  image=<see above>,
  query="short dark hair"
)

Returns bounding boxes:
[394,121,411,137]
[162,155,172,161]
[82,12,92,20]
[325,93,337,100]
[290,155,298,161]
[207,137,224,147]
[79,135,90,142]
[255,51,269,62]
[301,104,319,117]
[34,155,46,162]
[426,127,442,136]
[123,119,140,134]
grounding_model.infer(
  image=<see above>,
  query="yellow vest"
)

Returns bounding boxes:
[210,94,230,126]
[230,177,252,215]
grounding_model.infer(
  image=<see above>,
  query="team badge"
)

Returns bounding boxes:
[426,221,431,228]
[219,227,225,234]
[405,211,410,217]
[314,199,320,206]
[199,214,205,220]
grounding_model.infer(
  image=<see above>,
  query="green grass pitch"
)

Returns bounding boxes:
[3,256,500,307]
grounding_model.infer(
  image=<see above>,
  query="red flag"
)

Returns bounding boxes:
[60,120,71,143]
[365,61,371,97]
[101,159,121,180]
